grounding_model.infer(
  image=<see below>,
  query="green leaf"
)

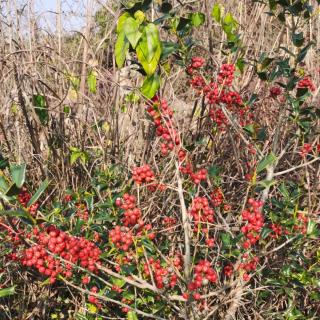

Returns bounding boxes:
[115,32,130,68]
[0,209,36,225]
[307,219,317,236]
[0,154,9,170]
[136,23,162,75]
[296,42,314,63]
[87,71,97,94]
[70,151,81,165]
[292,32,304,47]
[33,95,48,125]
[0,176,9,192]
[27,179,49,207]
[123,17,142,49]
[256,153,277,173]
[10,163,26,188]
[220,233,231,248]
[208,165,220,177]
[212,3,222,23]
[140,73,160,99]
[257,179,277,189]
[160,1,172,13]
[127,311,138,320]
[222,13,238,35]
[189,12,205,27]
[243,124,255,135]
[116,12,131,34]
[236,57,245,72]
[261,227,272,239]
[160,41,180,61]
[111,277,126,288]
[0,286,16,298]
[5,183,21,197]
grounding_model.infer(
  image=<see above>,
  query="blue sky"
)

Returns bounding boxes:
[34,0,86,32]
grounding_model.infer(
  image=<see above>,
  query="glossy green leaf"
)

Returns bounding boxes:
[136,23,162,75]
[296,42,314,63]
[10,163,26,188]
[116,12,131,34]
[123,17,142,49]
[140,73,160,99]
[256,153,277,173]
[0,286,16,298]
[0,209,36,225]
[115,32,130,68]
[160,41,180,61]
[27,179,49,207]
[292,32,304,47]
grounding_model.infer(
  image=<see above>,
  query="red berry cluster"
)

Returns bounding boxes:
[188,260,217,292]
[75,203,89,221]
[20,225,101,283]
[223,264,234,277]
[205,238,215,248]
[297,77,316,92]
[88,286,101,307]
[18,188,39,215]
[179,163,207,184]
[64,194,73,202]
[218,64,235,86]
[116,193,141,227]
[162,216,177,228]
[300,143,312,157]
[188,63,253,130]
[187,56,206,74]
[239,255,259,281]
[109,226,133,251]
[191,57,205,69]
[143,257,169,289]
[132,165,155,185]
[241,198,264,249]
[269,86,282,97]
[189,197,215,227]
[293,212,308,234]
[210,188,224,207]
[146,97,181,156]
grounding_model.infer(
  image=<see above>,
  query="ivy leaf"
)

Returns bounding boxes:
[27,179,49,207]
[10,163,26,188]
[136,23,162,75]
[115,32,130,68]
[256,153,277,173]
[123,17,142,49]
[140,73,160,99]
